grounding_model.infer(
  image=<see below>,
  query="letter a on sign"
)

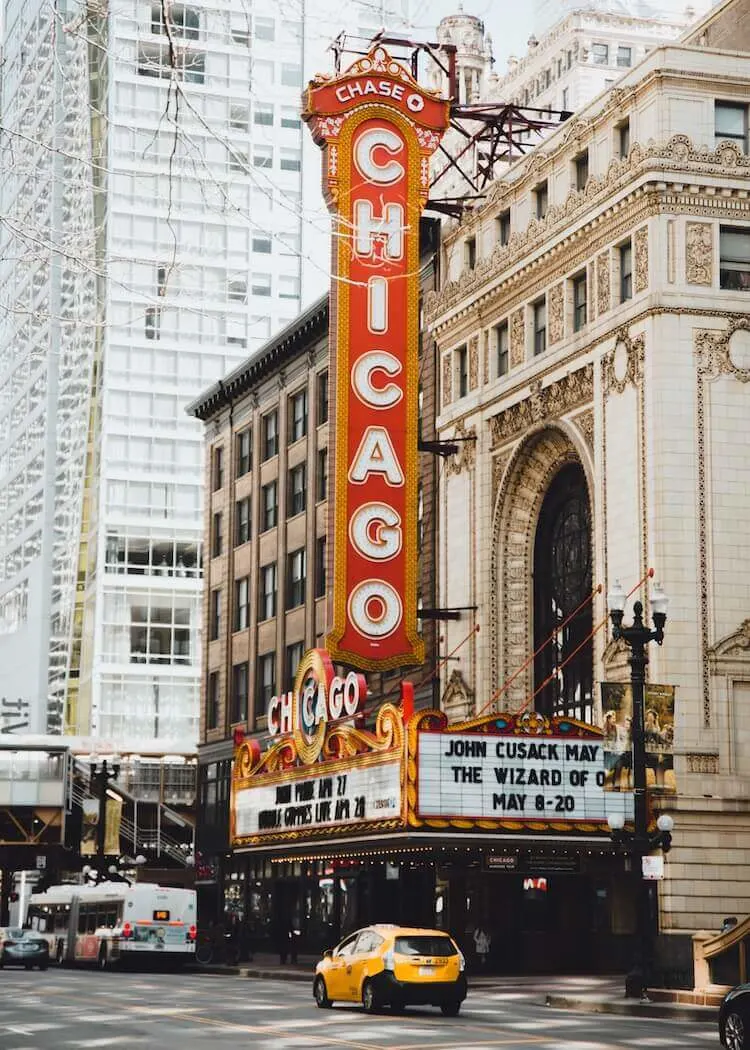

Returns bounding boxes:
[303,47,448,671]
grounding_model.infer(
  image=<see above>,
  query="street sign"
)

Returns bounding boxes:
[642,855,664,880]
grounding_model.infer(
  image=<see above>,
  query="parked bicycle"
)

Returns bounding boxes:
[194,926,240,966]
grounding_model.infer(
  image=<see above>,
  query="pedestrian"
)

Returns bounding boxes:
[473,926,490,968]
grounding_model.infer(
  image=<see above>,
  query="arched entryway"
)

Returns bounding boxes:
[533,462,593,723]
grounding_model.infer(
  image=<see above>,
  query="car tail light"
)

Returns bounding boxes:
[187,925,197,942]
[122,923,133,940]
[458,950,466,972]
[382,948,394,972]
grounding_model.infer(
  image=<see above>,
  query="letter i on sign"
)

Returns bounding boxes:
[303,48,449,671]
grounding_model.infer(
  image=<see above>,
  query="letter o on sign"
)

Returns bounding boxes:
[406,93,425,113]
[348,580,402,639]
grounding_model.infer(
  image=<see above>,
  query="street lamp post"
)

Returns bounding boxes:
[605,581,671,1000]
[89,756,121,863]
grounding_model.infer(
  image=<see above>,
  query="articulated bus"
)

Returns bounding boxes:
[25,882,197,969]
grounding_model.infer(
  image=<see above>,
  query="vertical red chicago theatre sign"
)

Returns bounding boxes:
[303,47,448,671]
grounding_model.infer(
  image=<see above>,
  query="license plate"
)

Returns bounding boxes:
[418,966,434,976]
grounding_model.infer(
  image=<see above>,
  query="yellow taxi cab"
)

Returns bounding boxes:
[313,924,467,1015]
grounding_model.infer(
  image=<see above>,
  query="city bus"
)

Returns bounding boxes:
[25,881,197,969]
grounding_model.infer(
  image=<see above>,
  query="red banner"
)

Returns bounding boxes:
[304,47,448,671]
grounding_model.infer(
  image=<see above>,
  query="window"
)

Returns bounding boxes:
[228,278,247,303]
[281,107,301,129]
[572,272,587,332]
[279,275,300,300]
[235,429,252,477]
[317,371,329,424]
[235,497,251,546]
[230,104,250,130]
[496,322,509,378]
[259,563,277,620]
[619,241,633,302]
[534,181,548,219]
[256,653,276,717]
[562,87,570,111]
[289,389,307,443]
[715,102,748,151]
[574,150,589,191]
[617,119,630,159]
[253,145,273,169]
[209,589,221,640]
[533,464,593,722]
[231,662,248,723]
[255,16,275,41]
[592,43,609,65]
[254,103,273,126]
[280,149,301,172]
[281,63,302,87]
[252,234,272,255]
[720,227,750,289]
[151,3,200,39]
[252,273,272,297]
[465,236,476,269]
[228,149,248,174]
[317,448,328,503]
[145,306,160,340]
[254,59,274,84]
[262,410,278,459]
[497,209,511,246]
[533,298,547,355]
[616,46,632,68]
[231,25,250,46]
[456,345,468,398]
[286,548,306,609]
[211,512,223,558]
[212,447,224,490]
[286,641,304,684]
[315,536,326,598]
[234,577,249,631]
[261,481,278,530]
[288,463,306,517]
[206,671,219,730]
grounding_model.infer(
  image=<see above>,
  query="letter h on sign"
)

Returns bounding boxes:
[303,47,448,671]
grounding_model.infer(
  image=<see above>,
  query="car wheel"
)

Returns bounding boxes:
[440,1000,461,1017]
[362,979,380,1014]
[56,942,65,966]
[725,1010,749,1050]
[313,976,332,1009]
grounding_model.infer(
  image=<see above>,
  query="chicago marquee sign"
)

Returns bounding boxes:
[303,48,449,671]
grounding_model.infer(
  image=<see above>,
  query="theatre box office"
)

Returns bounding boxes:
[223,648,663,974]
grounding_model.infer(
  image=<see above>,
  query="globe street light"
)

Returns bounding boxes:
[606,581,671,1000]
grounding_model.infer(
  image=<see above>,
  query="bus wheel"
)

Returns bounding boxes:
[56,942,65,966]
[98,945,109,971]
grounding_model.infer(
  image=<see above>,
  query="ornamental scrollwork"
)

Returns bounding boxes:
[634,226,648,293]
[686,222,713,285]
[548,282,564,345]
[695,317,750,383]
[489,364,593,448]
[446,417,477,476]
[602,328,644,397]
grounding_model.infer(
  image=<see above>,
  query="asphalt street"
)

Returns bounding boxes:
[0,969,720,1049]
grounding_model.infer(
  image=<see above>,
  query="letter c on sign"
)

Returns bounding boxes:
[353,127,404,185]
[352,351,403,409]
[348,580,403,639]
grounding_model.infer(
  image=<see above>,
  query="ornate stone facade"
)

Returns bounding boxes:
[510,308,525,368]
[489,365,593,447]
[597,251,610,316]
[548,282,564,345]
[634,225,648,293]
[686,222,713,285]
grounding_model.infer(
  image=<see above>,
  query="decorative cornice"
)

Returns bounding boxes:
[488,364,593,449]
[709,619,750,663]
[425,134,750,327]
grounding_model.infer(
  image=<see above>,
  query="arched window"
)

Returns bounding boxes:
[533,463,593,723]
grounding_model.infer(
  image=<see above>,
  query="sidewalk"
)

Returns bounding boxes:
[187,955,722,1022]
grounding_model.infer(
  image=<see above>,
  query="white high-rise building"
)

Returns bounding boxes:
[0,0,424,743]
[0,0,308,741]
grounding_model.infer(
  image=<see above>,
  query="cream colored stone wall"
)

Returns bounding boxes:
[429,38,750,938]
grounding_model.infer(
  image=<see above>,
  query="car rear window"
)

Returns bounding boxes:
[394,936,457,957]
